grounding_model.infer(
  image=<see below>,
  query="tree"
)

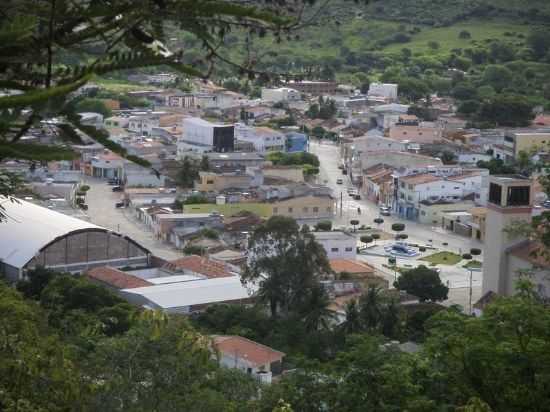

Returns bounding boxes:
[425,287,550,411]
[457,100,480,116]
[527,29,550,59]
[341,299,362,334]
[360,235,373,248]
[200,155,210,172]
[314,220,332,231]
[482,65,514,92]
[359,286,384,331]
[459,30,471,39]
[478,95,535,127]
[392,223,405,239]
[394,265,448,302]
[350,219,360,232]
[177,155,200,188]
[73,98,112,118]
[476,158,517,175]
[243,216,331,318]
[398,77,430,102]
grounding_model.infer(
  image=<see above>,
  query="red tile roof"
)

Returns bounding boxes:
[86,266,152,289]
[163,255,234,278]
[212,335,285,367]
[329,259,375,274]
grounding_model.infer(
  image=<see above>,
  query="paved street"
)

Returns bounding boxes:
[310,140,483,309]
[82,177,181,260]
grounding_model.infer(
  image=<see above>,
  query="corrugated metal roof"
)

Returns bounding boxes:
[121,276,256,309]
[0,197,103,269]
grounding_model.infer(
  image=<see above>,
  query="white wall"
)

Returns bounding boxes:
[313,234,357,260]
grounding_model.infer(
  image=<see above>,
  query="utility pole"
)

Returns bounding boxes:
[469,268,473,315]
[340,191,343,217]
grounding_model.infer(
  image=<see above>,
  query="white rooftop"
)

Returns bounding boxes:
[147,274,204,284]
[184,117,231,128]
[0,197,103,269]
[122,276,256,309]
[313,231,355,240]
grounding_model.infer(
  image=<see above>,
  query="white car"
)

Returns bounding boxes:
[336,178,343,184]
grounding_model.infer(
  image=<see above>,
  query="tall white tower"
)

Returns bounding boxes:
[482,175,533,295]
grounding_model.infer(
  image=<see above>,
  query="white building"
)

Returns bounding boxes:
[122,163,166,188]
[78,112,104,128]
[396,171,489,220]
[0,198,151,281]
[128,114,160,136]
[213,335,285,384]
[312,231,357,260]
[234,124,286,153]
[367,83,398,100]
[261,87,301,103]
[177,117,234,155]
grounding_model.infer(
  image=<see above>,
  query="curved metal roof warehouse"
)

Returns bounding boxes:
[0,197,151,281]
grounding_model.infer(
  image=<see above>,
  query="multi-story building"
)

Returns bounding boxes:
[396,170,489,220]
[482,176,550,301]
[283,81,337,96]
[261,87,301,102]
[177,117,234,155]
[203,152,266,170]
[367,83,398,101]
[128,113,160,136]
[494,132,550,162]
[234,124,286,153]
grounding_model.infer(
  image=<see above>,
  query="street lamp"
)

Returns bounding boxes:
[462,248,482,315]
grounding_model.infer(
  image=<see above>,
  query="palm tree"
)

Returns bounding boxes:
[301,285,335,332]
[342,299,362,334]
[359,286,384,331]
[381,299,401,339]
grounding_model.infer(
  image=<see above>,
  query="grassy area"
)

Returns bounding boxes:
[463,260,482,270]
[95,78,150,93]
[420,251,462,266]
[183,203,272,218]
[383,19,530,54]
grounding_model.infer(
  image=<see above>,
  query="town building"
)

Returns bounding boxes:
[482,176,550,299]
[417,199,477,225]
[285,131,308,152]
[261,87,301,102]
[204,152,266,171]
[234,124,286,153]
[0,198,151,281]
[212,335,285,384]
[388,124,443,144]
[396,171,488,220]
[329,259,388,289]
[367,83,398,101]
[493,132,550,162]
[312,231,357,260]
[195,169,262,192]
[271,194,334,221]
[152,212,224,244]
[177,117,235,155]
[283,80,337,95]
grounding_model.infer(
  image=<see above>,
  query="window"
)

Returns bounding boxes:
[401,182,405,188]
[273,207,278,214]
[206,179,214,184]
[407,195,412,201]
[419,132,423,135]
[400,193,405,199]
[489,183,502,205]
[507,185,530,206]
[421,211,426,216]
[313,207,319,213]
[288,207,293,213]
[331,247,339,252]
[408,184,413,190]
[453,196,459,199]
[303,207,309,213]
[454,186,460,190]
[345,247,353,252]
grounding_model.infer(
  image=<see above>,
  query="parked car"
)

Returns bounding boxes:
[336,178,343,184]
[107,178,120,185]
[338,164,344,170]
[354,194,361,200]
[380,207,391,216]
[543,200,550,208]
[342,169,348,175]
[115,201,125,208]
[112,186,123,192]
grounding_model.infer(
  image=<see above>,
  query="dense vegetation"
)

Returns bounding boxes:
[3,264,550,411]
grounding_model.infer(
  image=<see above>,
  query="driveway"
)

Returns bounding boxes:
[82,177,181,260]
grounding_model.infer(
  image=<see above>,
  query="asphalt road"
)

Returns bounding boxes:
[309,140,483,309]
[83,177,181,261]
